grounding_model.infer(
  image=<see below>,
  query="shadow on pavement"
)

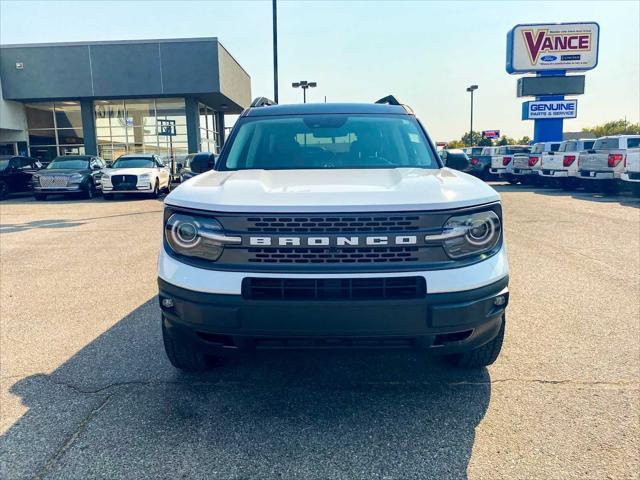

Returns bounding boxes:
[3,298,491,479]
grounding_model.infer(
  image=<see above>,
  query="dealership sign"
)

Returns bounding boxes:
[482,130,500,139]
[522,99,578,120]
[506,22,600,73]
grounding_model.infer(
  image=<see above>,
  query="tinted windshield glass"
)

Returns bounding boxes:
[0,159,9,170]
[112,157,156,168]
[220,114,438,170]
[46,157,89,170]
[471,147,483,156]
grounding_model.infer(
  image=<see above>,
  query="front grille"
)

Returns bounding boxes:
[244,215,421,233]
[247,246,420,264]
[39,176,68,188]
[111,175,137,190]
[242,277,426,300]
[254,337,416,349]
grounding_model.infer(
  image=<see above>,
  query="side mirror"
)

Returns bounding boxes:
[190,157,215,174]
[91,164,101,171]
[445,155,470,171]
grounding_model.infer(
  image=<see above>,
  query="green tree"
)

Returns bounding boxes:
[516,136,531,145]
[461,130,483,147]
[445,139,465,149]
[496,135,510,146]
[582,120,640,137]
[478,137,493,146]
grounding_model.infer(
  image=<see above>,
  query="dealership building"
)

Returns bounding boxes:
[0,37,251,163]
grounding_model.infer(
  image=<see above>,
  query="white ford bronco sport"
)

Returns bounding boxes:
[158,97,509,371]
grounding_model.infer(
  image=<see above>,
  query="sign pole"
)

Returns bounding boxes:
[533,70,565,143]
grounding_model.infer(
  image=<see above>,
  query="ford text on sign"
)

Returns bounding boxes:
[506,22,599,74]
[523,100,578,120]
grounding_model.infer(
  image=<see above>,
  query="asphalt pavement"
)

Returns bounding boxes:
[0,184,638,479]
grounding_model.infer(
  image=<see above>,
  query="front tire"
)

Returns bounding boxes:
[83,182,95,199]
[446,314,505,369]
[150,180,160,198]
[162,317,210,372]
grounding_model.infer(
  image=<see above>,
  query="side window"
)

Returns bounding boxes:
[626,138,640,149]
[550,143,561,152]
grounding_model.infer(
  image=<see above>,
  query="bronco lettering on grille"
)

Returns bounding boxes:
[249,236,418,247]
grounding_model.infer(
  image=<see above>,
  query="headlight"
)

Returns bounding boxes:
[139,173,151,180]
[165,213,240,262]
[68,173,84,183]
[435,210,501,259]
[102,174,110,180]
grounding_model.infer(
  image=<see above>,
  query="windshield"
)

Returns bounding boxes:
[0,159,9,170]
[219,114,439,170]
[46,157,89,170]
[112,157,156,169]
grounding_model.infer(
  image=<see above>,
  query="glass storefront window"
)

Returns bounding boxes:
[94,98,186,164]
[54,103,83,129]
[197,103,219,153]
[26,101,85,161]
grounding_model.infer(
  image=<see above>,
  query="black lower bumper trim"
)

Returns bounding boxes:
[158,276,508,355]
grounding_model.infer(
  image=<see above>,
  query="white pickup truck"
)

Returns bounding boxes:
[158,97,509,371]
[490,145,530,183]
[512,141,561,185]
[621,147,640,195]
[539,138,595,190]
[579,135,640,194]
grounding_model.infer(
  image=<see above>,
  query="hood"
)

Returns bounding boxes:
[38,168,89,176]
[166,168,500,213]
[105,168,154,176]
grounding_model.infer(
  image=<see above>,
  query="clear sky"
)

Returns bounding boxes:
[1,0,638,142]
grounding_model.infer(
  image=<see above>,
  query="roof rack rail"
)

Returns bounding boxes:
[374,95,414,115]
[250,97,277,108]
[375,95,402,106]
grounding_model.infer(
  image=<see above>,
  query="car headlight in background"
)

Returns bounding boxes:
[164,213,240,262]
[139,173,151,180]
[68,173,84,183]
[427,210,501,259]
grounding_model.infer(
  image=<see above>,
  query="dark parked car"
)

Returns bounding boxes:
[469,146,499,180]
[0,155,43,200]
[439,149,471,172]
[32,155,106,200]
[177,152,216,182]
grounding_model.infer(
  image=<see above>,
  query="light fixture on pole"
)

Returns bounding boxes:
[292,81,317,103]
[466,85,478,146]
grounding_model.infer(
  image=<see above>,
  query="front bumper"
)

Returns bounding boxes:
[159,276,508,356]
[33,185,82,193]
[102,183,153,193]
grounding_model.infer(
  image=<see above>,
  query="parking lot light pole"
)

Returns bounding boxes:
[466,85,478,146]
[272,0,279,103]
[292,81,317,103]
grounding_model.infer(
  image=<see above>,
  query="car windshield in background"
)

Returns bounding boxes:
[480,147,493,155]
[559,142,576,152]
[220,114,439,170]
[46,157,89,170]
[470,147,484,156]
[0,159,10,169]
[112,158,156,169]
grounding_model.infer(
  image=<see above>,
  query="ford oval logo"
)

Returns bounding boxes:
[541,55,557,62]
